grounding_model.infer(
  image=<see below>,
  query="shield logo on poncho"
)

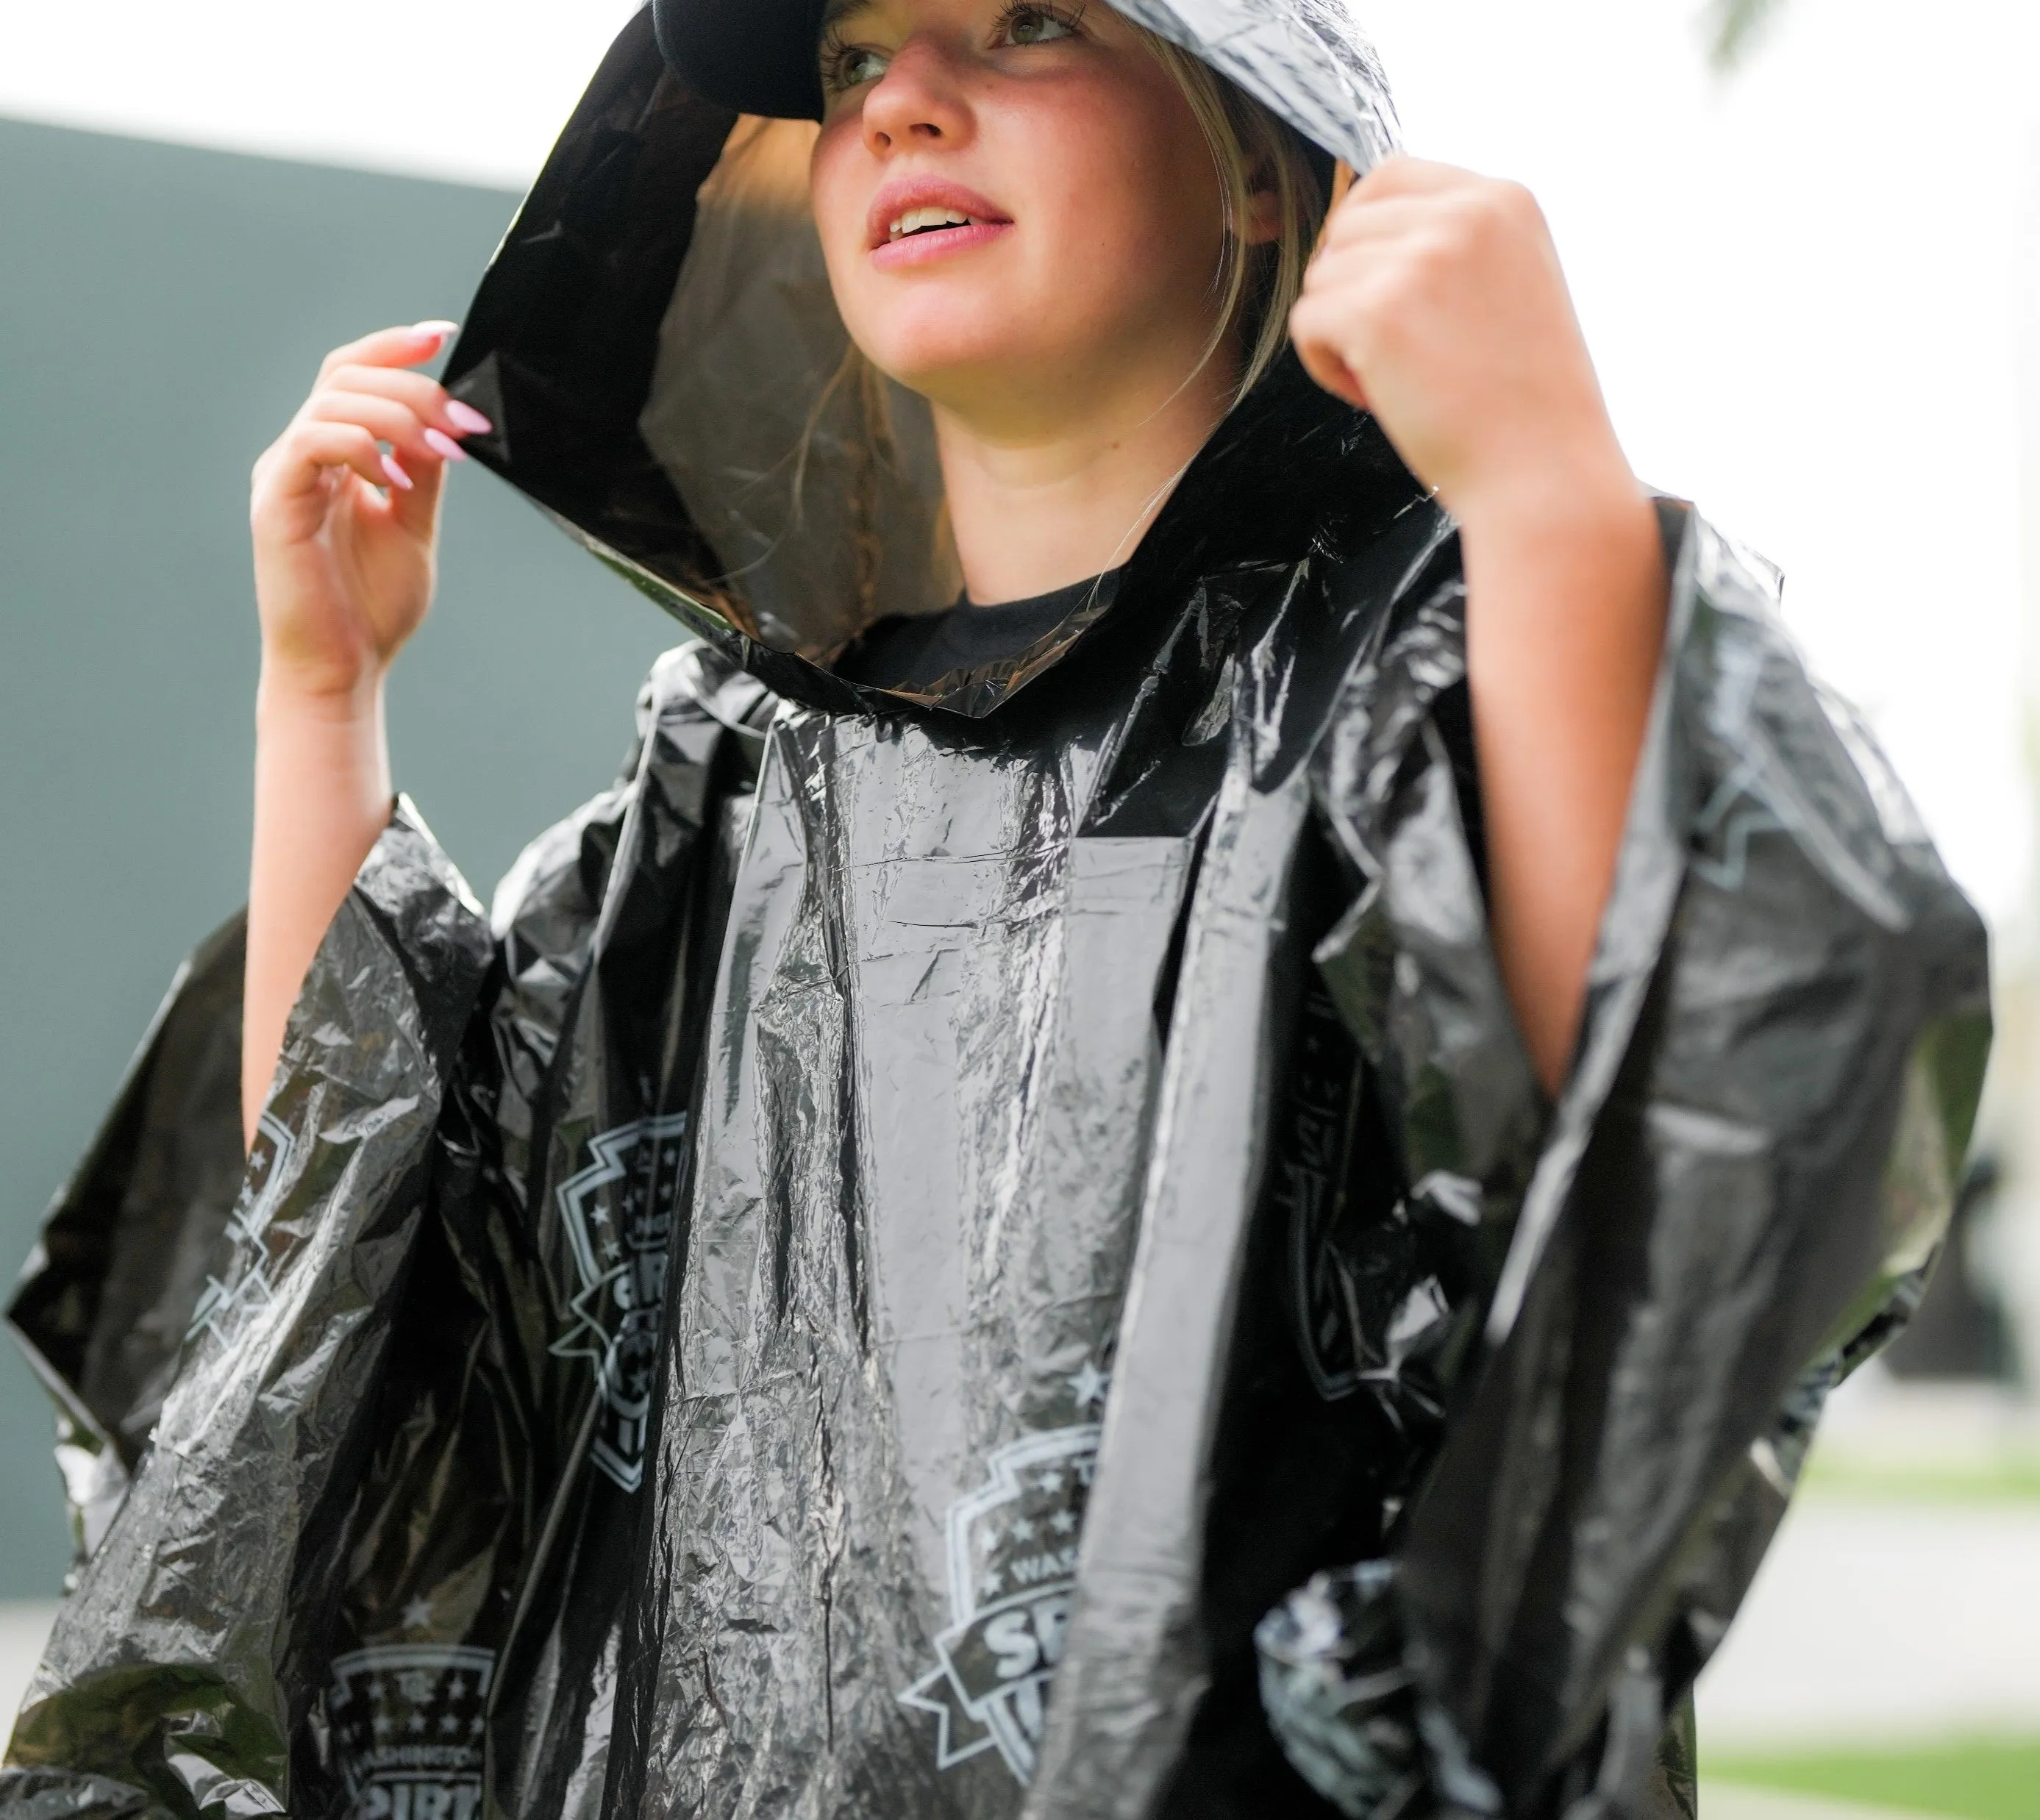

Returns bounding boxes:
[549,1113,691,1491]
[899,1422,1100,1782]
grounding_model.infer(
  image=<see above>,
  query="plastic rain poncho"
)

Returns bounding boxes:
[1,7,1989,1820]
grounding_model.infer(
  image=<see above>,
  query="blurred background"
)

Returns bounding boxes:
[1,1,2036,1814]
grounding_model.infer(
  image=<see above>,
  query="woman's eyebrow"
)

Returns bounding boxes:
[821,0,878,28]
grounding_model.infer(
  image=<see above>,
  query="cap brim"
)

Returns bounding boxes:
[652,0,830,120]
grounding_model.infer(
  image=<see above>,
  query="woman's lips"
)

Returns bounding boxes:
[866,179,1011,269]
[870,218,1012,270]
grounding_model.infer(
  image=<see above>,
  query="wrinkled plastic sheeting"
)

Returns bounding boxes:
[3,805,493,1820]
[1258,1555,1705,1820]
[0,5,1991,1812]
[3,478,1990,1820]
[307,647,773,1820]
[1224,520,1989,1820]
[1104,0,1399,176]
[1370,521,1985,1818]
[7,912,246,1574]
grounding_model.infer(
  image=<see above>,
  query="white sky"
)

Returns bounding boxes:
[0,3,643,188]
[2,0,2032,921]
[1367,0,2040,930]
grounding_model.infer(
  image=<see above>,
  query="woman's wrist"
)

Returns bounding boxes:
[256,656,388,729]
[1447,430,1650,562]
[1455,451,1661,642]
[253,659,394,831]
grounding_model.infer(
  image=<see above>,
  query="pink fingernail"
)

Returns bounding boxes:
[445,401,493,435]
[381,453,414,490]
[423,428,467,462]
[412,318,460,342]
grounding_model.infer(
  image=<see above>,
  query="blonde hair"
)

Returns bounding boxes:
[1138,29,1327,404]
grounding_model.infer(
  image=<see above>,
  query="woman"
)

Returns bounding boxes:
[3,2,1988,1819]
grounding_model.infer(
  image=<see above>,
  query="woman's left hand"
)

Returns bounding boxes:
[1291,154,1668,1099]
[1288,154,1638,528]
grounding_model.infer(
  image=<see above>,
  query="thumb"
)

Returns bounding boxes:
[1288,299,1369,411]
[386,446,450,540]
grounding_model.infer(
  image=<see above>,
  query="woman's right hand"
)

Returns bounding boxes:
[249,321,492,701]
[241,320,492,1146]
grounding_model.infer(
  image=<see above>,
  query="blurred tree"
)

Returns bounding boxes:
[1708,0,1786,68]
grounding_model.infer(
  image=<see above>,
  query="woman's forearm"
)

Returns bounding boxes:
[1285,160,1670,1095]
[1462,479,1666,1097]
[242,674,394,1144]
[239,320,477,1146]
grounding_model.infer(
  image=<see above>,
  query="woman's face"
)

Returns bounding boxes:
[808,0,1229,432]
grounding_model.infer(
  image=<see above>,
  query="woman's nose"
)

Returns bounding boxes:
[860,38,972,155]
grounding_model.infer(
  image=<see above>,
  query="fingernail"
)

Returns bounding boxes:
[445,400,493,435]
[413,319,460,341]
[381,453,414,490]
[423,428,467,463]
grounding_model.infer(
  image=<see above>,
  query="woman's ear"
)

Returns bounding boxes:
[1231,143,1285,247]
[1241,175,1283,246]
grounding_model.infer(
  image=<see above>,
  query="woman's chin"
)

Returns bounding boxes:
[862,326,1056,406]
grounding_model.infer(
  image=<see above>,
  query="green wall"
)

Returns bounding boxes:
[0,118,679,1595]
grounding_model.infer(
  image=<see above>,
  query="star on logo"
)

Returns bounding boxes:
[1049,1509,1077,1535]
[979,1567,1004,1599]
[1067,1360,1110,1410]
[1033,1469,1065,1494]
[400,1597,434,1630]
[1008,1516,1036,1543]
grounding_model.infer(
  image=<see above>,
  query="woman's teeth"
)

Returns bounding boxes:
[888,207,977,241]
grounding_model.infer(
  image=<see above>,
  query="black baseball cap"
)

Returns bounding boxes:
[653,0,833,121]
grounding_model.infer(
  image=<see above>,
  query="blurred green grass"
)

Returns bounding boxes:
[1800,1457,2040,1505]
[1803,1452,2040,1510]
[1705,1736,2040,1819]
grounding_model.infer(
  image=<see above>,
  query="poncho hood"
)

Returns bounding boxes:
[440,0,1399,715]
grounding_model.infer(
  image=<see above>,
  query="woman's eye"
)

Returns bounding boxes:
[999,7,1077,46]
[824,43,890,90]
